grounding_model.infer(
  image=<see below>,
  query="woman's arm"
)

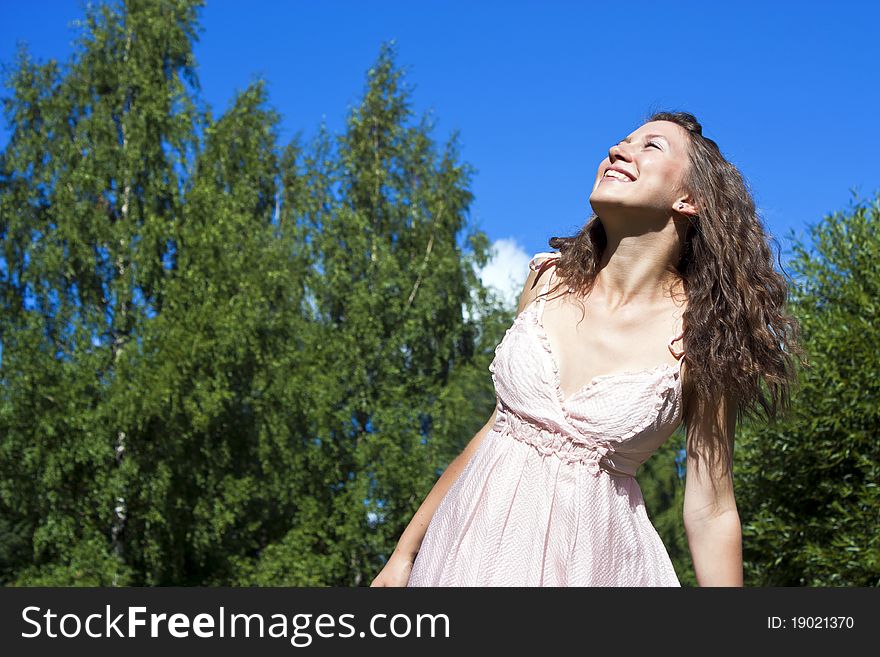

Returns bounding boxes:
[682,387,743,586]
[370,410,497,586]
[685,509,742,586]
[393,408,498,559]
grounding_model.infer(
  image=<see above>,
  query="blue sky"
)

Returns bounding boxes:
[3,0,878,305]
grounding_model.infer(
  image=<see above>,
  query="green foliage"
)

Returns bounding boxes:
[1,0,206,586]
[734,193,880,586]
[248,40,508,587]
[0,1,503,585]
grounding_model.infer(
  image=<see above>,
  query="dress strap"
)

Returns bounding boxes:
[528,252,560,278]
[528,252,560,322]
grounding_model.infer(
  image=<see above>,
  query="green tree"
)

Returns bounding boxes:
[1,1,503,586]
[113,78,311,585]
[736,192,880,586]
[236,40,506,586]
[0,0,204,585]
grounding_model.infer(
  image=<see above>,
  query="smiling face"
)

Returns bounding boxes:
[589,120,693,222]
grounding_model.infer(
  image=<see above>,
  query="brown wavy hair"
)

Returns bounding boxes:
[539,110,806,470]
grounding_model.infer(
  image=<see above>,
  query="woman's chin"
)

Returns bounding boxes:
[589,194,631,213]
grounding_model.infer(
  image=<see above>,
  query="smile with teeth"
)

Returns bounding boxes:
[603,169,634,182]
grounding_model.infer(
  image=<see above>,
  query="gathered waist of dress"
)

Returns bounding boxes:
[490,404,629,477]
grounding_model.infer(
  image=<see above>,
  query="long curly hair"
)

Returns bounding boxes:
[540,110,806,469]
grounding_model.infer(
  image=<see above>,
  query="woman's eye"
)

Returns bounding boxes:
[647,141,660,149]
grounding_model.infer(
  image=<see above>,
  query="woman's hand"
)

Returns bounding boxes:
[370,549,415,587]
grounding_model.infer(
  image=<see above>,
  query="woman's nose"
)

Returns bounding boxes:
[608,143,632,162]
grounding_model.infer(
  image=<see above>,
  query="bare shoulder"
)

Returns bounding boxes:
[515,268,542,316]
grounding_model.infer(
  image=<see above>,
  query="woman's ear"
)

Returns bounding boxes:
[674,197,698,216]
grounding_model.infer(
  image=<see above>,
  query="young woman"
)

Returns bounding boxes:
[371,110,803,587]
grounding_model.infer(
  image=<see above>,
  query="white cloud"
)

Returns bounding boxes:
[479,238,531,309]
